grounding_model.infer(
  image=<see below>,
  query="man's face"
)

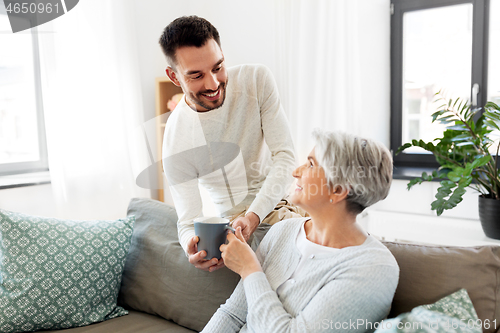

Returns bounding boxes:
[167,39,228,112]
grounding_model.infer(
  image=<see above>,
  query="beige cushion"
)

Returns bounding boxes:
[383,241,500,333]
[118,198,240,332]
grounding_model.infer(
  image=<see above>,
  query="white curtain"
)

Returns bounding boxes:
[38,0,150,220]
[274,0,391,162]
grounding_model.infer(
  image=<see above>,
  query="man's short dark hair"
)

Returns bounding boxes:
[159,16,221,67]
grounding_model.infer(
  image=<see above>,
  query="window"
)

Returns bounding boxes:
[0,11,48,177]
[390,0,494,177]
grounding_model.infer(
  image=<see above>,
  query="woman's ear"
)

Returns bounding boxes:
[166,67,181,87]
[329,185,350,204]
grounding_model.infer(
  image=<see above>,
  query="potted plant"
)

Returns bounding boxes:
[396,92,500,239]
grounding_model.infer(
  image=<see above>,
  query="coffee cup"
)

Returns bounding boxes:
[194,217,235,260]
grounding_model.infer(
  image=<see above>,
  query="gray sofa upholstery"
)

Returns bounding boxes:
[46,311,195,333]
[47,198,500,333]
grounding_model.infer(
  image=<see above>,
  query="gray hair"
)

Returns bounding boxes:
[312,129,393,214]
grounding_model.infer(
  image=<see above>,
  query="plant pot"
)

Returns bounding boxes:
[478,195,500,240]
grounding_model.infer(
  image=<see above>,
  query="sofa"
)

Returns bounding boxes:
[2,198,500,333]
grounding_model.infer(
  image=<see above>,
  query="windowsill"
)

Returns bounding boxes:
[0,171,51,189]
[360,209,500,247]
[393,165,439,181]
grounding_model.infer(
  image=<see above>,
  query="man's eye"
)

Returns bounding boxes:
[213,67,221,72]
[309,161,313,167]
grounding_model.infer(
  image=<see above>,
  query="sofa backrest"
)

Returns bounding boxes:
[383,241,500,333]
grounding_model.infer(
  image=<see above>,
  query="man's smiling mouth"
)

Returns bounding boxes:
[201,89,220,100]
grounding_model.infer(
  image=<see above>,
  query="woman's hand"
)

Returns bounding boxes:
[220,227,262,279]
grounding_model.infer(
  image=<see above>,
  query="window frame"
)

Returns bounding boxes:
[390,0,490,179]
[0,20,49,177]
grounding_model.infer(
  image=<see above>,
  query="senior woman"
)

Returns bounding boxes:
[202,130,399,333]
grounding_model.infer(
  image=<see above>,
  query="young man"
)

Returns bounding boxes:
[159,16,307,272]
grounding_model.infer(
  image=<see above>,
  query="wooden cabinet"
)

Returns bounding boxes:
[155,77,183,202]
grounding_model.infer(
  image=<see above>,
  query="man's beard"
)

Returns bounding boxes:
[190,79,228,112]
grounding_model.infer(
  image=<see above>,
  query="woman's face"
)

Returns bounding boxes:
[290,147,332,211]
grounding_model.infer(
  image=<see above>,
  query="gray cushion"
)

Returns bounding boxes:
[118,198,240,332]
[383,241,500,333]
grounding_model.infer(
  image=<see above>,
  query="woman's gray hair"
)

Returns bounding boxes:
[313,129,393,214]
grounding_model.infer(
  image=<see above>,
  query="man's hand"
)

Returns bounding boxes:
[220,227,262,279]
[231,212,260,242]
[186,236,225,272]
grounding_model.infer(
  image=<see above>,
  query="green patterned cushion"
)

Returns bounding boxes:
[375,289,486,333]
[0,209,134,333]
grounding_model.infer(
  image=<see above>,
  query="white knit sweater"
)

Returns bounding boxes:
[202,218,400,333]
[162,64,295,254]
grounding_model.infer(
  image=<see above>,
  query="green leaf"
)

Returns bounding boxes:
[485,101,500,111]
[432,170,448,179]
[406,139,436,153]
[437,166,453,173]
[460,103,473,119]
[407,177,423,190]
[455,141,475,147]
[458,176,472,187]
[446,124,467,131]
[431,198,444,210]
[448,186,466,206]
[406,169,441,190]
[447,171,461,182]
[485,120,500,131]
[430,185,467,216]
[431,110,446,122]
[438,184,454,192]
[396,143,412,155]
[431,199,445,216]
[436,186,452,200]
[440,180,456,188]
[438,115,457,124]
[449,133,473,142]
[471,155,491,168]
[485,111,500,126]
[463,163,473,176]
